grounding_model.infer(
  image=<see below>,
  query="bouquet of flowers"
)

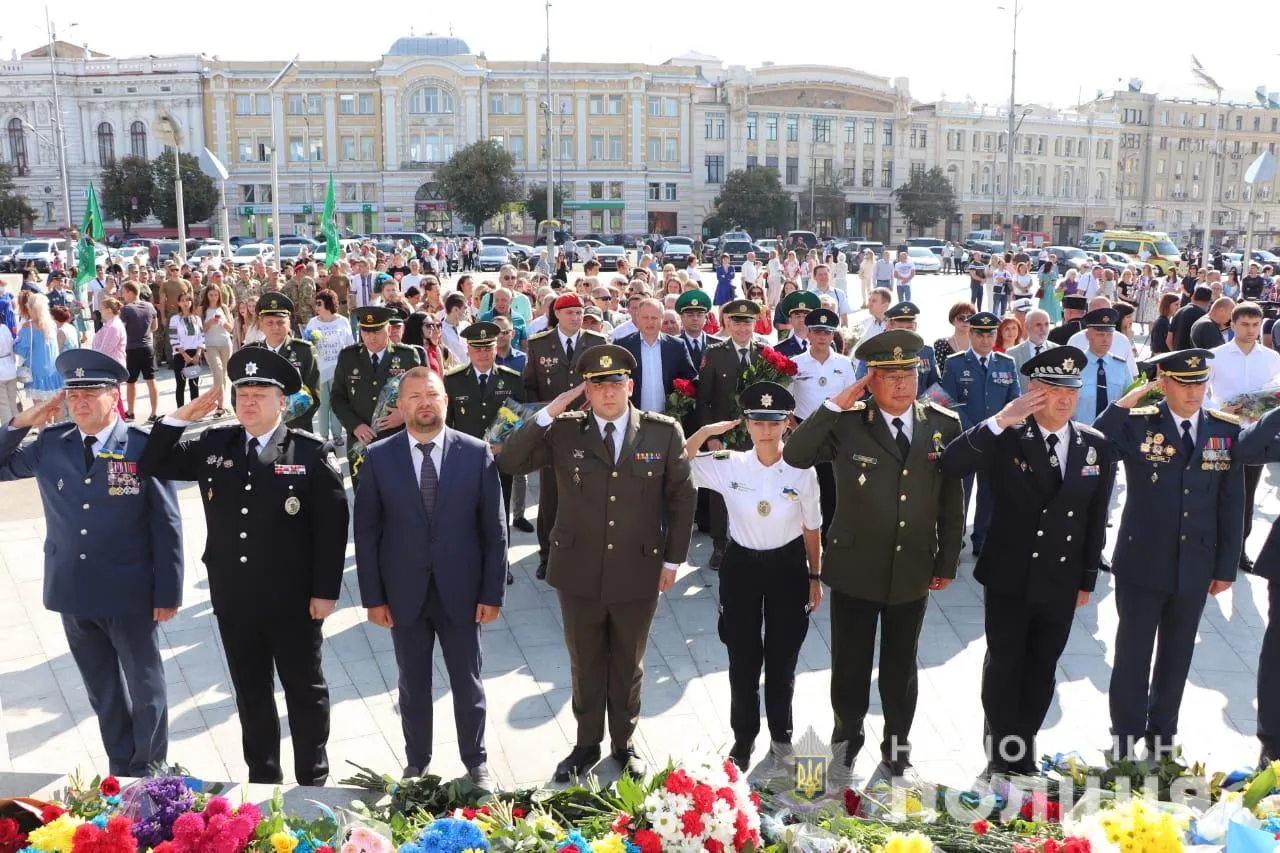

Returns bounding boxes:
[632,755,762,853]
[1224,376,1280,423]
[723,347,798,447]
[483,401,546,446]
[665,377,698,422]
[305,328,323,346]
[284,386,315,423]
[349,374,405,480]
[919,382,958,409]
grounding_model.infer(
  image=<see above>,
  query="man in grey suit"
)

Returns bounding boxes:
[0,349,183,776]
[1006,309,1058,393]
[354,366,507,788]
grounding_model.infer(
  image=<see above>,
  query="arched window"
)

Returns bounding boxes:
[409,87,453,114]
[130,121,147,158]
[981,165,991,194]
[946,164,959,191]
[6,118,28,176]
[97,122,115,165]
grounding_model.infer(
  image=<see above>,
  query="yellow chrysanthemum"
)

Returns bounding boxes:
[27,815,83,852]
[271,830,300,853]
[591,833,628,853]
[883,830,932,853]
[904,795,924,814]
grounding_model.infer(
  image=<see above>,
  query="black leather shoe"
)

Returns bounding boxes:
[709,544,726,571]
[553,745,600,782]
[612,744,647,777]
[536,561,548,580]
[513,516,535,533]
[402,765,424,778]
[506,571,515,586]
[1242,555,1257,574]
[728,742,752,770]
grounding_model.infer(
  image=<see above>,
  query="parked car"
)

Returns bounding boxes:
[906,237,946,257]
[479,235,530,263]
[1045,246,1089,271]
[701,237,720,263]
[114,245,151,266]
[477,244,511,272]
[0,241,25,272]
[279,235,319,248]
[754,238,778,258]
[231,244,274,266]
[371,231,434,251]
[190,245,228,264]
[595,244,628,271]
[906,246,942,274]
[786,230,818,251]
[720,239,755,270]
[846,240,886,260]
[16,238,70,273]
[660,236,696,266]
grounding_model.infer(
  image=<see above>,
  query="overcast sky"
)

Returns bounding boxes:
[5,0,1278,110]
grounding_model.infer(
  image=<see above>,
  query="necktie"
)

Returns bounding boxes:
[416,442,438,518]
[478,372,488,392]
[83,436,96,472]
[246,437,260,466]
[1046,434,1063,485]
[892,417,910,459]
[603,421,617,464]
[370,352,380,371]
[1095,358,1108,416]
[979,356,988,372]
[739,348,750,370]
[1181,420,1194,465]
[1034,344,1042,356]
[564,335,575,364]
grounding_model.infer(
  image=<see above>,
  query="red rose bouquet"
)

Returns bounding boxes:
[723,347,798,446]
[665,377,698,422]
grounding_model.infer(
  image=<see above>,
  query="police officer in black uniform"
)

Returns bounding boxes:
[1048,295,1089,346]
[244,291,321,431]
[139,348,350,785]
[942,347,1117,776]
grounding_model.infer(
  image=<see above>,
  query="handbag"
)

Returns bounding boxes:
[181,364,201,380]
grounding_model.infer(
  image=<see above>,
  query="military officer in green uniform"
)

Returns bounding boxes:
[242,292,321,432]
[330,305,425,485]
[784,329,965,787]
[446,321,525,585]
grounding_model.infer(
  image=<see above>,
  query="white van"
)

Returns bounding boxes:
[16,238,69,273]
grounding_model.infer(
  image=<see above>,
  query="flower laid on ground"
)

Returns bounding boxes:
[153,796,261,853]
[70,814,137,852]
[99,777,121,798]
[398,817,489,853]
[26,813,84,852]
[1069,799,1188,853]
[637,756,761,853]
[128,776,197,849]
[883,829,933,853]
[339,825,394,853]
[0,817,28,853]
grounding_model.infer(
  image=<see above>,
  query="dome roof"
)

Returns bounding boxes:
[388,35,471,57]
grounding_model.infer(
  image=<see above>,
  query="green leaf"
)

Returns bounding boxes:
[1244,763,1277,808]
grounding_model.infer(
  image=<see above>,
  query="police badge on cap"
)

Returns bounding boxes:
[1021,345,1086,388]
[228,347,303,395]
[740,381,794,421]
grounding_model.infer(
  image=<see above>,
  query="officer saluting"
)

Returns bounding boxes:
[1095,348,1244,760]
[243,291,321,431]
[0,350,183,777]
[684,382,823,775]
[784,330,965,786]
[500,344,696,782]
[942,347,1117,777]
[139,348,350,785]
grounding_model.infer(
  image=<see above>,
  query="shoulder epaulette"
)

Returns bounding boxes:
[556,410,588,420]
[496,364,522,377]
[1107,352,1126,362]
[1207,408,1241,425]
[1129,406,1160,416]
[444,363,470,377]
[288,428,324,444]
[928,401,961,420]
[293,337,315,349]
[527,328,555,341]
[337,342,362,355]
[991,351,1015,362]
[641,411,675,425]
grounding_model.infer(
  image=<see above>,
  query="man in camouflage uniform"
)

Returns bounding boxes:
[283,263,318,333]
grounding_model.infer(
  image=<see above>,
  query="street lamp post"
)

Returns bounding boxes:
[999,3,1021,251]
[544,0,554,248]
[1191,56,1222,260]
[266,56,299,266]
[44,8,75,232]
[302,112,315,234]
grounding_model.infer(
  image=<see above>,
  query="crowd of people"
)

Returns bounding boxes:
[3,233,1280,799]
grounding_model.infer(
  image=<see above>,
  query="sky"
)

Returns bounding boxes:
[4,0,1279,110]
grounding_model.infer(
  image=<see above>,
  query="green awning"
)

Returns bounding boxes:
[562,200,625,211]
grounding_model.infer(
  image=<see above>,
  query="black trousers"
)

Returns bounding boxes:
[1108,581,1206,758]
[816,462,836,543]
[1260,580,1280,761]
[829,589,928,768]
[536,466,558,563]
[216,610,330,785]
[62,613,167,777]
[981,590,1075,773]
[390,580,487,770]
[717,538,810,745]
[1244,464,1264,553]
[171,350,200,406]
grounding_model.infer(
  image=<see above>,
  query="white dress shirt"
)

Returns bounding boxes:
[558,329,582,358]
[1207,339,1280,410]
[441,319,471,365]
[690,449,821,550]
[610,319,637,341]
[984,416,1069,477]
[791,350,854,418]
[406,429,444,486]
[1067,329,1138,377]
[637,335,665,412]
[79,419,121,456]
[882,406,915,443]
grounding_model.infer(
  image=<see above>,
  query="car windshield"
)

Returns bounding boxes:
[1063,249,1087,259]
[908,248,933,257]
[20,241,48,252]
[1152,238,1179,255]
[234,247,261,258]
[481,246,506,256]
[665,237,692,245]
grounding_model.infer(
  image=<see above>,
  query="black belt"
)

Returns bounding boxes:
[726,536,805,560]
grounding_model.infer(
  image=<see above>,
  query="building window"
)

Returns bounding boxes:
[664,138,677,161]
[664,183,677,201]
[705,113,725,140]
[97,123,115,166]
[813,117,831,143]
[883,124,894,146]
[238,137,253,162]
[287,95,304,114]
[746,155,758,168]
[241,184,255,204]
[235,94,251,115]
[910,127,927,148]
[705,155,724,183]
[360,137,375,161]
[845,119,856,144]
[308,94,322,114]
[823,158,833,181]
[785,157,798,184]
[664,97,678,117]
[609,135,623,161]
[510,95,524,114]
[608,182,623,199]
[648,182,660,201]
[490,94,504,114]
[130,121,147,158]
[608,95,623,115]
[746,113,757,140]
[409,87,454,114]
[256,94,269,115]
[649,97,660,117]
[648,137,660,162]
[510,136,525,161]
[342,136,356,161]
[590,182,604,199]
[340,95,355,115]
[590,96,603,115]
[881,162,893,188]
[786,116,798,142]
[766,155,778,173]
[591,135,604,160]
[289,136,305,162]
[560,136,574,160]
[359,94,374,114]
[766,115,778,141]
[863,120,875,145]
[862,167,872,187]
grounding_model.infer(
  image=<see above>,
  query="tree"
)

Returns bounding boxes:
[797,178,848,235]
[437,140,520,233]
[151,150,218,229]
[524,183,565,225]
[712,169,794,237]
[100,155,155,233]
[893,166,958,234]
[0,165,36,235]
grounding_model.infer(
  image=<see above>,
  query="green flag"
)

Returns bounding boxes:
[322,173,340,267]
[76,184,104,288]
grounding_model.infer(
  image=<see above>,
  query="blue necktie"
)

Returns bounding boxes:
[1095,358,1108,417]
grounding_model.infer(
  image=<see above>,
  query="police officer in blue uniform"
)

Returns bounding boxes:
[0,349,183,776]
[1095,349,1244,759]
[1236,405,1280,764]
[1072,307,1134,424]
[938,311,1020,555]
[854,302,940,390]
[942,347,1117,776]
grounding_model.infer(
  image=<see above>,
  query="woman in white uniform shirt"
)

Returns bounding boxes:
[684,381,823,777]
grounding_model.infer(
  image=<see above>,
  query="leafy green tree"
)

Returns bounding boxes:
[437,141,520,233]
[712,169,794,237]
[524,183,565,224]
[797,178,848,234]
[100,155,155,233]
[151,150,218,228]
[892,166,958,234]
[0,165,36,235]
